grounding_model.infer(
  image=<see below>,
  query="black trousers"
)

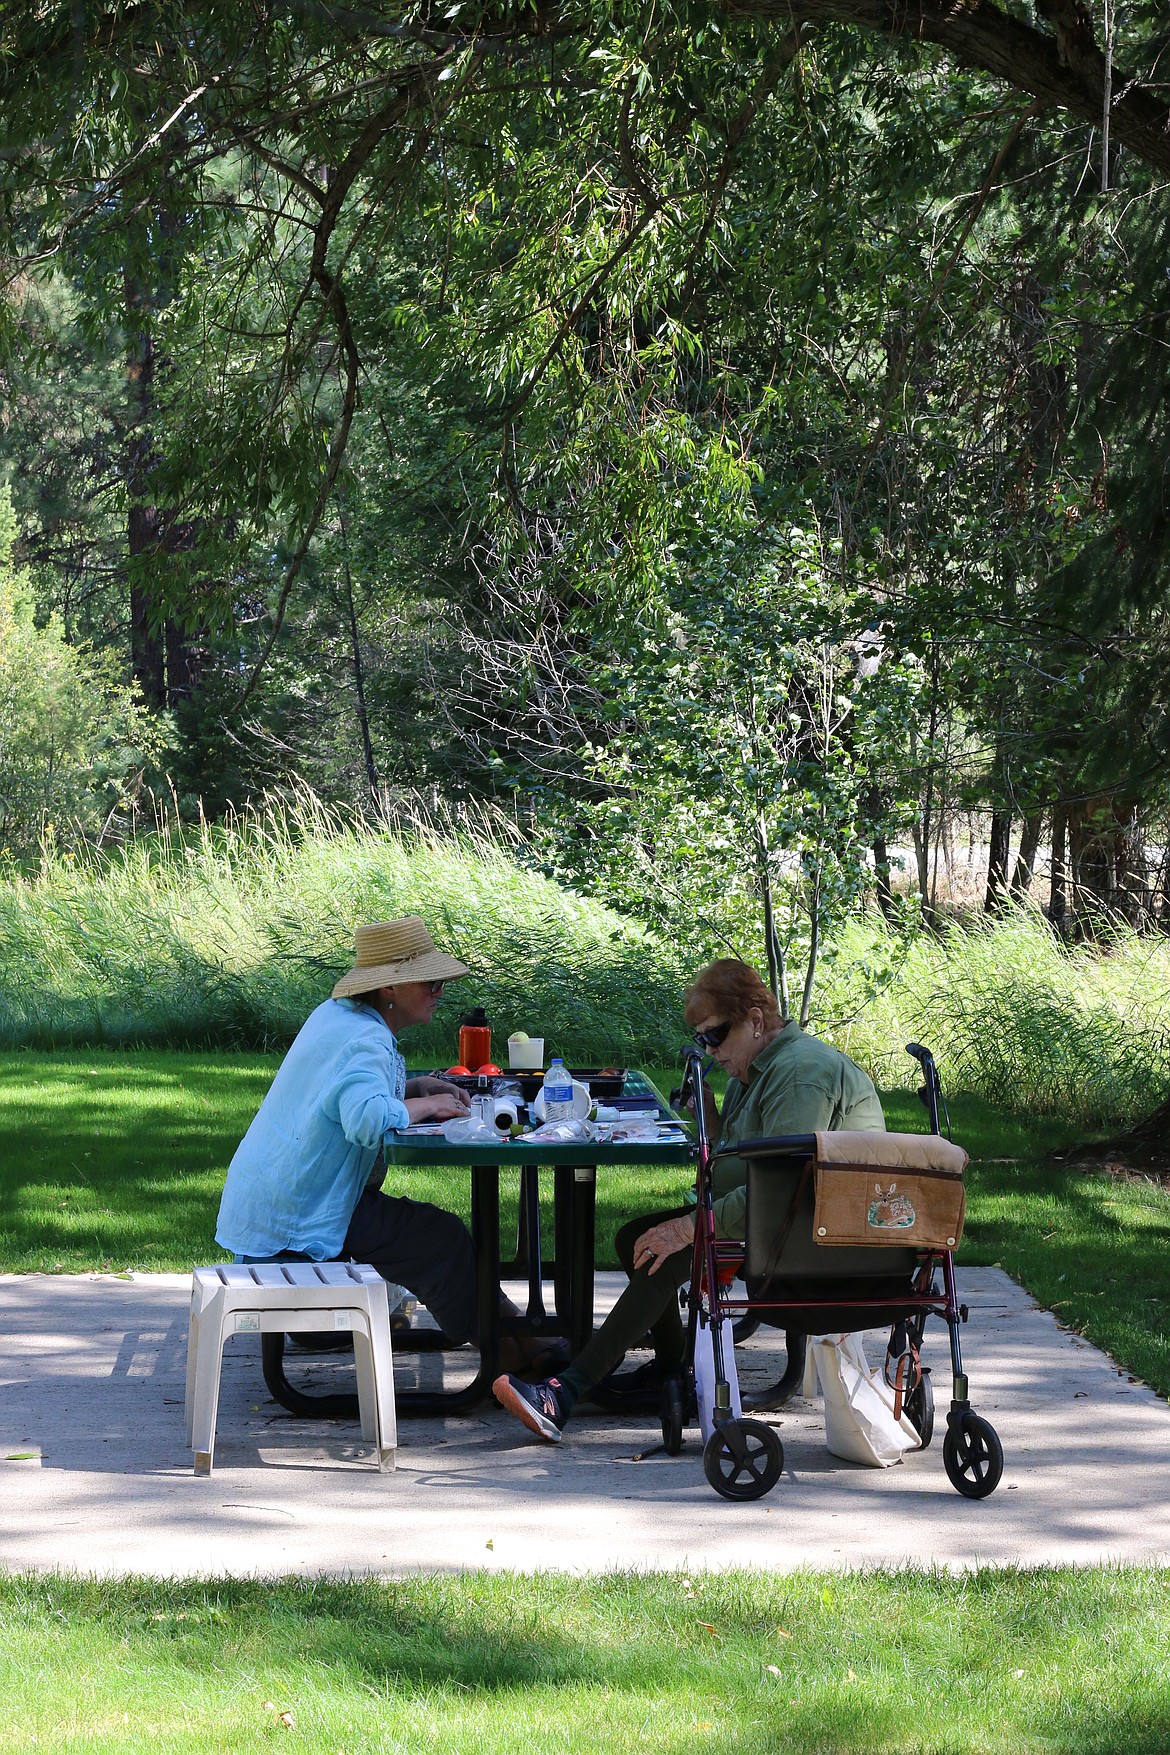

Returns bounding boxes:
[244,1192,479,1348]
[341,1188,478,1346]
[568,1205,693,1388]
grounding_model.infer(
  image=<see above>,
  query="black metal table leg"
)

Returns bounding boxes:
[519,1163,548,1323]
[568,1163,596,1355]
[553,1164,573,1322]
[500,1165,530,1279]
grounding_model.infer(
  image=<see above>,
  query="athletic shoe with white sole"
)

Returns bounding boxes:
[492,1373,569,1443]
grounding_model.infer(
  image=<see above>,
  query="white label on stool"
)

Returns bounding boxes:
[235,1313,259,1331]
[333,1311,353,1330]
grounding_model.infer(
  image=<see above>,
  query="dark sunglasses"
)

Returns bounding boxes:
[692,1020,733,1051]
[425,980,446,996]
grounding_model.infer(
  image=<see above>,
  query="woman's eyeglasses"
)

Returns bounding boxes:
[425,980,446,996]
[692,1020,732,1050]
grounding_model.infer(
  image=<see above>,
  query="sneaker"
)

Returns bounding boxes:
[492,1373,569,1443]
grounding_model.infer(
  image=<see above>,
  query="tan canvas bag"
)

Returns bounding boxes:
[812,1131,969,1252]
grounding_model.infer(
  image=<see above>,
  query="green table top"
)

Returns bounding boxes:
[385,1069,695,1167]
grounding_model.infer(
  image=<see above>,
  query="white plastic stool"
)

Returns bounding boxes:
[185,1263,397,1475]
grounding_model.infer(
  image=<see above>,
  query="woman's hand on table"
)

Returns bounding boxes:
[633,1214,696,1275]
[404,1090,470,1123]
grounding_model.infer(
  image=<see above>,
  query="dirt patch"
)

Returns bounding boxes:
[1052,1142,1170,1185]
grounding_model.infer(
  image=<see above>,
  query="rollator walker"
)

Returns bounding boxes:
[666,1042,1004,1502]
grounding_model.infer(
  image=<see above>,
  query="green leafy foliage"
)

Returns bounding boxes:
[0,486,161,863]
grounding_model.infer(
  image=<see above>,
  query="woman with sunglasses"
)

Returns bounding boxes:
[493,956,885,1443]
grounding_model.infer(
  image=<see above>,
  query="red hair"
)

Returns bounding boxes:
[683,959,782,1028]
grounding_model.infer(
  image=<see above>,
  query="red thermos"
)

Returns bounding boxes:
[458,1007,491,1071]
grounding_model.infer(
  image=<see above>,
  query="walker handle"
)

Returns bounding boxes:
[904,1041,942,1135]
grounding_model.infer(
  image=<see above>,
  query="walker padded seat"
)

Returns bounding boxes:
[185,1262,397,1475]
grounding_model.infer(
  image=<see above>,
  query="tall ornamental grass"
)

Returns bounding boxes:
[1,799,1168,1126]
[0,795,690,1062]
[822,911,1170,1128]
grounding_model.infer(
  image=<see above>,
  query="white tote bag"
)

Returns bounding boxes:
[806,1332,921,1467]
[693,1314,743,1444]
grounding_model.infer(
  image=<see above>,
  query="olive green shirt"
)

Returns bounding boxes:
[707,1023,885,1237]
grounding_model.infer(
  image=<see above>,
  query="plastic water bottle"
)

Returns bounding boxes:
[542,1057,574,1123]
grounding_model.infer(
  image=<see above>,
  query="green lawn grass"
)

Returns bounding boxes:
[3,1050,1169,1401]
[0,1049,278,1274]
[1,1568,1169,1755]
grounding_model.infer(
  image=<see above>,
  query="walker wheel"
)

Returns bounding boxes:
[702,1418,783,1501]
[660,1376,685,1456]
[943,1411,1003,1499]
[905,1369,934,1449]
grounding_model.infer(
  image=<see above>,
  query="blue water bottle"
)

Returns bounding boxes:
[542,1057,574,1122]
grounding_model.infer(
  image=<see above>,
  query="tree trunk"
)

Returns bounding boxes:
[1069,800,1114,927]
[125,286,167,709]
[165,617,201,708]
[872,829,894,920]
[799,863,820,1028]
[757,822,789,1021]
[865,784,894,919]
[1128,1098,1170,1144]
[917,641,940,927]
[339,507,378,800]
[985,807,1013,912]
[1010,810,1042,902]
[1155,844,1170,930]
[1111,801,1145,925]
[911,818,926,907]
[1061,1094,1170,1173]
[1049,799,1068,930]
[125,225,198,718]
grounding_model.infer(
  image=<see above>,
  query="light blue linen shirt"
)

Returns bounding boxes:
[215,997,410,1260]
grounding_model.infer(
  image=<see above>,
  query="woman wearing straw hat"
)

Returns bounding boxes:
[215,917,485,1350]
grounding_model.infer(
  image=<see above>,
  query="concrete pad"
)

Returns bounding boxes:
[1,1268,1168,1577]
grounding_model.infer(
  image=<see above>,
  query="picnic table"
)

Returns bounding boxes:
[260,1069,694,1417]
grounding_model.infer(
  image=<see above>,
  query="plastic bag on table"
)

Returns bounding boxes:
[693,1313,743,1444]
[521,1118,596,1145]
[602,1121,661,1144]
[442,1116,502,1144]
[806,1332,921,1467]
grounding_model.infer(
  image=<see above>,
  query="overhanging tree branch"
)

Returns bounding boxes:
[719,0,1170,173]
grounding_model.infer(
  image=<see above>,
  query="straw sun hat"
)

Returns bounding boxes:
[331,917,470,999]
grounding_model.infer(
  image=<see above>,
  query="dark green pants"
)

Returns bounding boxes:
[569,1206,694,1388]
